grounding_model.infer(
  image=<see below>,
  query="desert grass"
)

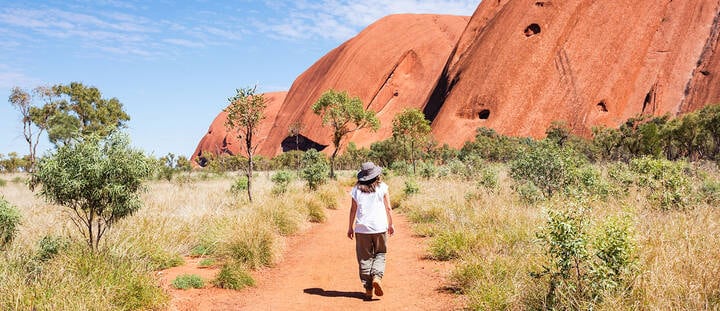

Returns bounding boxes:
[395,163,720,310]
[0,171,341,310]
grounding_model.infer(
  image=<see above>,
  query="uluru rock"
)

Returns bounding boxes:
[256,14,470,156]
[427,0,720,147]
[194,0,720,163]
[192,91,286,164]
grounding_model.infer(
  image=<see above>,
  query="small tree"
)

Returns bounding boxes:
[301,149,329,190]
[224,86,267,202]
[8,86,54,171]
[312,89,379,178]
[30,132,152,251]
[39,82,130,146]
[392,108,431,174]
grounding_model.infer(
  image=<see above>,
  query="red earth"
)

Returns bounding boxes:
[159,205,462,310]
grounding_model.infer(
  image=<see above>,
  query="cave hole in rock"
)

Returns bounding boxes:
[281,134,328,153]
[478,109,491,120]
[524,23,541,37]
[701,70,710,76]
[535,2,546,7]
[596,101,608,112]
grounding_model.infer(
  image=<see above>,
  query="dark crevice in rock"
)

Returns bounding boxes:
[597,101,608,112]
[478,109,491,119]
[525,23,541,37]
[281,134,328,153]
[643,85,657,114]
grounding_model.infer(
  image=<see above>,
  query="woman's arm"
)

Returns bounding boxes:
[384,193,394,236]
[347,198,357,239]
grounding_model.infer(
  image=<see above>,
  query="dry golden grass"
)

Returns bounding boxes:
[0,171,341,310]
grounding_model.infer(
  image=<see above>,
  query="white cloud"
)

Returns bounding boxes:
[0,66,40,89]
[259,0,479,41]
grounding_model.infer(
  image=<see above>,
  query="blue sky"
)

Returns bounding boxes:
[0,0,478,158]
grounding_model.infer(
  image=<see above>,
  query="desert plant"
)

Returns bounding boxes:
[301,149,329,190]
[36,235,68,261]
[404,179,420,196]
[214,262,255,290]
[30,133,152,251]
[172,274,204,289]
[271,170,293,195]
[510,141,586,198]
[0,197,21,249]
[230,175,249,193]
[629,157,691,209]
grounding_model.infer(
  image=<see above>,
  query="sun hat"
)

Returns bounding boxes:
[357,161,382,181]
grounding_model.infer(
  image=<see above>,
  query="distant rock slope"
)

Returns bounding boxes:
[194,0,720,162]
[192,91,286,164]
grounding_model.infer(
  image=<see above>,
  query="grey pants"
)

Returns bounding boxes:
[355,232,387,289]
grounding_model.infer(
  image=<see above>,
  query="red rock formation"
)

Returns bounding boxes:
[192,91,286,164]
[195,0,720,162]
[428,0,720,147]
[257,14,470,156]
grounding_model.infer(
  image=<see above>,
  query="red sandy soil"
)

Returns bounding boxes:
[158,204,463,310]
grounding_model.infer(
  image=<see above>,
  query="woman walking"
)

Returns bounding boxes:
[347,161,395,300]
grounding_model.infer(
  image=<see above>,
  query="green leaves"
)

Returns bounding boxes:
[30,132,152,251]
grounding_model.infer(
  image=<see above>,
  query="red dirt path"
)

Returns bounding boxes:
[159,202,464,310]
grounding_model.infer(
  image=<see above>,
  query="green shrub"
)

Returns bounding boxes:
[419,161,437,179]
[514,182,544,204]
[0,197,21,249]
[0,178,6,187]
[36,235,68,261]
[214,263,255,290]
[533,203,638,308]
[172,274,204,289]
[301,149,329,190]
[390,161,412,176]
[700,179,720,205]
[230,176,249,193]
[271,170,293,195]
[147,249,184,270]
[477,166,499,191]
[510,141,585,198]
[629,157,691,209]
[404,179,420,196]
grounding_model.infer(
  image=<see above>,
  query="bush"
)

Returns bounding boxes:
[477,166,499,191]
[214,263,255,290]
[0,197,21,249]
[418,161,438,179]
[271,170,293,195]
[198,258,216,268]
[629,157,691,209]
[390,161,412,176]
[230,176,249,193]
[305,199,327,223]
[301,149,329,190]
[36,235,68,261]
[29,133,152,251]
[510,141,586,198]
[404,179,420,196]
[0,178,6,187]
[533,203,638,308]
[171,274,204,289]
[700,179,720,205]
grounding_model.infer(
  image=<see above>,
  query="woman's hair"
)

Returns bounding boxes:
[356,176,381,193]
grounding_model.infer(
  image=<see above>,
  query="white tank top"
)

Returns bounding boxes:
[350,182,389,234]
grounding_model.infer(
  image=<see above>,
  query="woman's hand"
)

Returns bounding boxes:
[388,225,395,236]
[347,228,354,240]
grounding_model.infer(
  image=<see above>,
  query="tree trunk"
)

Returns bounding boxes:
[411,140,416,175]
[246,134,254,202]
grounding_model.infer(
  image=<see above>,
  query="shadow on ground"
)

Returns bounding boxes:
[303,288,374,301]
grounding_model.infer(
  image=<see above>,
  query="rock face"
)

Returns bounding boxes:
[257,14,470,156]
[427,0,720,147]
[192,91,286,164]
[194,0,720,162]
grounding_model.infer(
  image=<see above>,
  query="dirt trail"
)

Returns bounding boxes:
[159,200,463,310]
